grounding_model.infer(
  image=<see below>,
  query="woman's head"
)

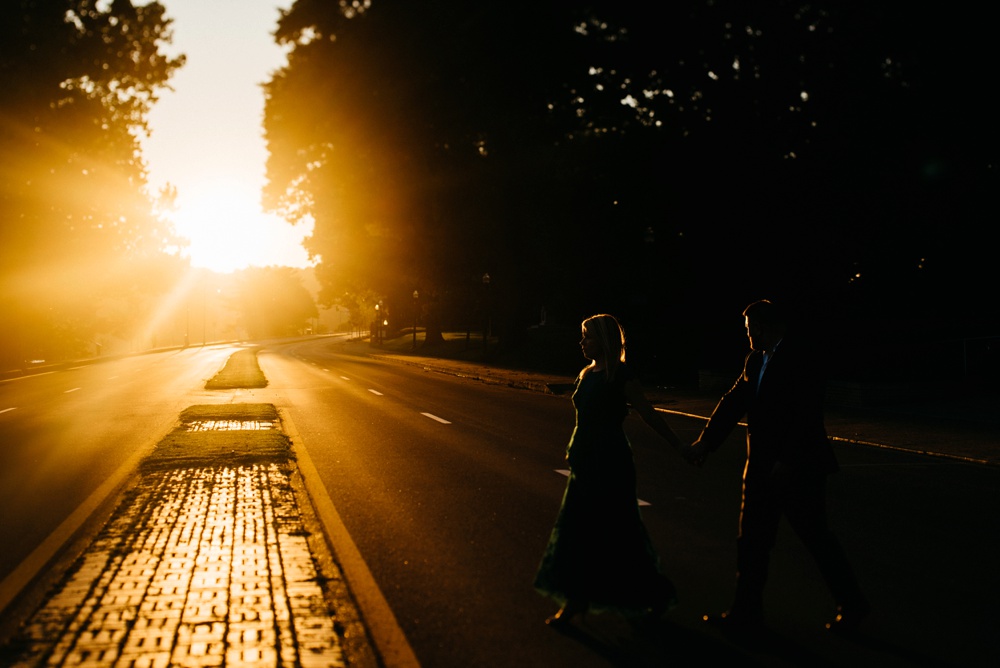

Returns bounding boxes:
[581,314,626,379]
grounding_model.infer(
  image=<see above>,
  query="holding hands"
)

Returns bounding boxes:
[681,438,710,466]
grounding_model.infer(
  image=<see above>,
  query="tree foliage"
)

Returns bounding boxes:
[1,0,185,363]
[229,267,318,339]
[263,1,996,369]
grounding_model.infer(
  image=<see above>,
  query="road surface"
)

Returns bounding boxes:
[2,337,996,666]
[256,338,999,667]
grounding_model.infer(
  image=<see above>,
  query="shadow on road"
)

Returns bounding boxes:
[547,612,954,668]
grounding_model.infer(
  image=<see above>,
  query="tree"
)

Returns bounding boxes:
[263,1,997,373]
[230,267,318,339]
[0,0,185,364]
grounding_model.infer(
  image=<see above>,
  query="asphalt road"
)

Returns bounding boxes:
[257,337,999,667]
[2,337,996,667]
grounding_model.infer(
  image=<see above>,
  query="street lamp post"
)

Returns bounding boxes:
[482,273,491,357]
[202,280,207,346]
[412,290,419,350]
[374,302,381,345]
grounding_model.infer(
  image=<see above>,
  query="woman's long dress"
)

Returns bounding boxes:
[534,364,676,615]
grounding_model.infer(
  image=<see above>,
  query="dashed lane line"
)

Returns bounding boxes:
[0,372,55,383]
[359,380,452,426]
[64,388,81,393]
[0,407,16,415]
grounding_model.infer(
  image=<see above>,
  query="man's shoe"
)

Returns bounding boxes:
[825,600,871,633]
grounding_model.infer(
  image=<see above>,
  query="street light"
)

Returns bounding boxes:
[482,273,491,357]
[412,290,419,350]
[202,279,207,346]
[374,302,381,345]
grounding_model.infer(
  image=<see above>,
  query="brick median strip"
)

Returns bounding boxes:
[2,404,371,668]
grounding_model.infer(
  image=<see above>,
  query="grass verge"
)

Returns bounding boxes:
[141,403,291,471]
[205,348,268,389]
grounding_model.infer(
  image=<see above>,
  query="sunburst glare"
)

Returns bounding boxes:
[169,177,312,274]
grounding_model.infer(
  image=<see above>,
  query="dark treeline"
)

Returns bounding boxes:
[263,1,998,384]
[3,2,994,384]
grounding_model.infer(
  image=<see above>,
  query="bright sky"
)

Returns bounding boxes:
[142,0,313,273]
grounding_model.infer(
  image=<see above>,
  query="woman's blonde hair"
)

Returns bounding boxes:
[582,314,626,381]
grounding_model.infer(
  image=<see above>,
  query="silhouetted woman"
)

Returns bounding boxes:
[535,314,685,627]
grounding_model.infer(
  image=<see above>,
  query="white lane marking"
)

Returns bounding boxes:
[0,372,55,383]
[64,388,82,393]
[279,409,421,667]
[323,369,330,372]
[421,412,451,424]
[0,408,16,415]
[368,389,384,396]
[554,469,651,506]
[341,376,351,381]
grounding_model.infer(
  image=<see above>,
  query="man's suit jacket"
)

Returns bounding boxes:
[698,338,839,490]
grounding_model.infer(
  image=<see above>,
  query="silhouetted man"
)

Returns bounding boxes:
[691,300,869,637]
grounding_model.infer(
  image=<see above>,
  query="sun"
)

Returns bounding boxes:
[169,177,312,273]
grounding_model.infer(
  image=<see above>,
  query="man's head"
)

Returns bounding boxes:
[743,300,786,352]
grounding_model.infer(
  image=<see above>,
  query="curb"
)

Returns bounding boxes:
[281,409,420,668]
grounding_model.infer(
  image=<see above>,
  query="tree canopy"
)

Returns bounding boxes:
[263,1,996,375]
[1,0,185,363]
[230,266,318,339]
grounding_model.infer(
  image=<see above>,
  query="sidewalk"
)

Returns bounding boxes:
[9,465,349,667]
[0,405,380,668]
